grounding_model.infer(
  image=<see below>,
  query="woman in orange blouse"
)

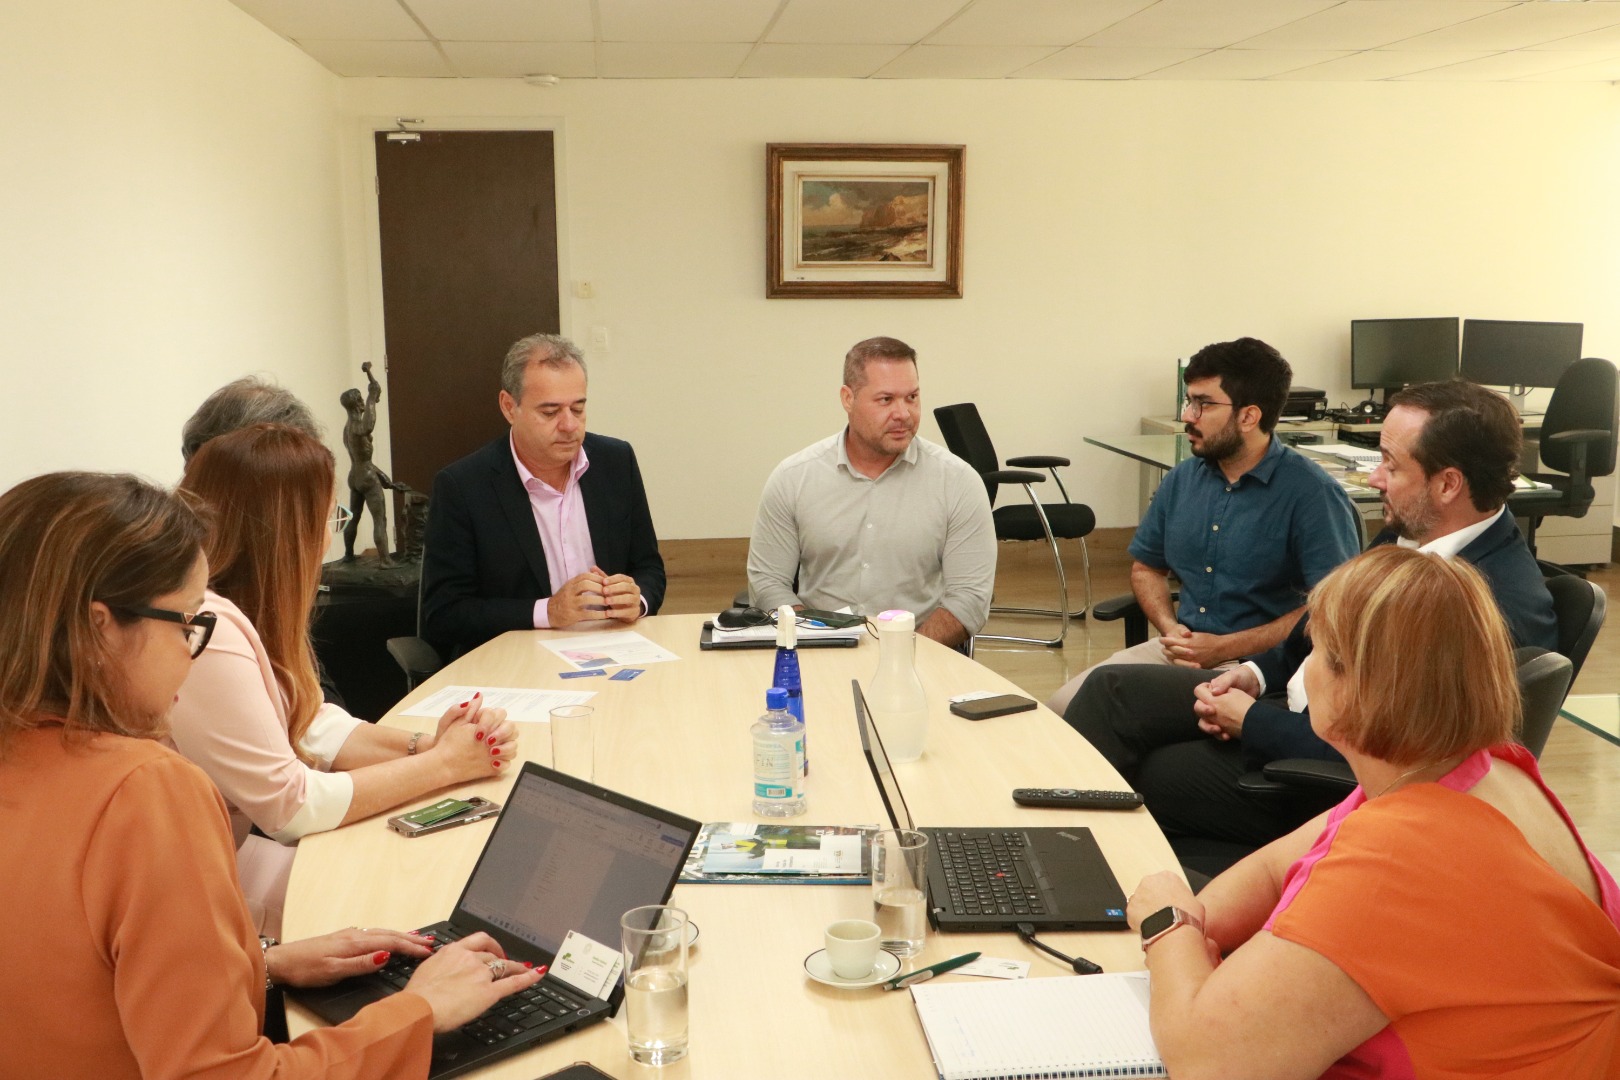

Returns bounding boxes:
[0,472,541,1079]
[1127,546,1620,1079]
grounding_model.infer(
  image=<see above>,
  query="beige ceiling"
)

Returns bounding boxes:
[229,0,1620,82]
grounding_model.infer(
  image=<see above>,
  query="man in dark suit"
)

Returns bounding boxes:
[1068,379,1555,863]
[422,333,664,658]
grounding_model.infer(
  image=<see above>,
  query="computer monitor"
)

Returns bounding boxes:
[1350,317,1460,393]
[1460,319,1583,391]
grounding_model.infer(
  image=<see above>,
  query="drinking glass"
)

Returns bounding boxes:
[871,829,929,958]
[620,905,689,1066]
[549,705,593,781]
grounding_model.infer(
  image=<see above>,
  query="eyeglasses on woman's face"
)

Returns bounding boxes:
[111,605,217,658]
[328,504,354,534]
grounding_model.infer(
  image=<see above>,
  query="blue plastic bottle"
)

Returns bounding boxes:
[773,605,806,771]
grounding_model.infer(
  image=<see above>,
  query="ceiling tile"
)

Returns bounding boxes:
[1080,0,1339,50]
[1269,48,1493,80]
[1391,2,1620,51]
[439,41,597,77]
[1011,45,1209,79]
[737,43,908,77]
[294,39,453,77]
[1534,20,1620,51]
[598,42,753,77]
[1140,47,1351,79]
[405,0,594,42]
[925,0,1158,46]
[767,0,970,44]
[1517,54,1620,80]
[229,0,426,40]
[1238,1,1516,52]
[599,0,781,43]
[1394,48,1611,80]
[872,44,1063,77]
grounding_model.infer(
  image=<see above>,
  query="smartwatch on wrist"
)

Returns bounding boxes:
[1140,906,1203,951]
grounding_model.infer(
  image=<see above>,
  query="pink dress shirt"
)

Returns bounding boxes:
[512,434,596,628]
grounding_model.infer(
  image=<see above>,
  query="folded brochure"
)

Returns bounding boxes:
[680,823,874,884]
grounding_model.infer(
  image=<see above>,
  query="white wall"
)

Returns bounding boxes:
[6,8,1617,542]
[337,77,1620,537]
[1,0,346,492]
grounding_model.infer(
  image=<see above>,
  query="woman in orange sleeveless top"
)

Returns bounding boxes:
[1127,546,1620,1079]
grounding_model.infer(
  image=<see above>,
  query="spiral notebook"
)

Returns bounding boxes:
[910,973,1166,1079]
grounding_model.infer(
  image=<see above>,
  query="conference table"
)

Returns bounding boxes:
[285,613,1182,1079]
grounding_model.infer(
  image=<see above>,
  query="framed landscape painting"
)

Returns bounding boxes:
[766,143,964,299]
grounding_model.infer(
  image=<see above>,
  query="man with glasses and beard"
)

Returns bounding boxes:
[1047,338,1359,713]
[1067,378,1555,872]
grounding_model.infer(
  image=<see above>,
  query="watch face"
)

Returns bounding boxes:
[1140,906,1177,940]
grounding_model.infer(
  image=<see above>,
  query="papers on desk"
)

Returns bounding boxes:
[1515,475,1554,492]
[540,630,681,670]
[1305,442,1383,471]
[910,973,1166,1079]
[399,685,595,723]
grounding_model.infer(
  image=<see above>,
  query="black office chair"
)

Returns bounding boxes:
[934,403,1095,648]
[385,548,444,693]
[1537,560,1607,684]
[1244,648,1574,805]
[1516,357,1618,556]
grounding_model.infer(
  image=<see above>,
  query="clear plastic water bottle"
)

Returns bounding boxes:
[870,609,927,762]
[752,687,806,817]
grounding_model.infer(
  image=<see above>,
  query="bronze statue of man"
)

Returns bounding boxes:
[340,362,394,564]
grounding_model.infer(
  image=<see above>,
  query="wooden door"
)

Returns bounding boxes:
[374,129,560,492]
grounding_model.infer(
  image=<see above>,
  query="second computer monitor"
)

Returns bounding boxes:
[1460,319,1583,390]
[1351,317,1460,391]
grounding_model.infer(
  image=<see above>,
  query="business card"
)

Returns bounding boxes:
[549,929,623,999]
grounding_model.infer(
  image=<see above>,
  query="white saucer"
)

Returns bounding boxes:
[802,948,902,989]
[686,920,700,947]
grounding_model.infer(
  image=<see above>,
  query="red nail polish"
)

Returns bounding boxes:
[491,747,500,756]
[523,961,534,968]
[373,951,389,964]
[475,731,485,741]
[493,760,502,769]
[474,691,482,700]
[458,700,469,708]
[535,965,548,977]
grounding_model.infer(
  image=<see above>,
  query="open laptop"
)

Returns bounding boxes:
[292,762,700,1080]
[852,679,1128,933]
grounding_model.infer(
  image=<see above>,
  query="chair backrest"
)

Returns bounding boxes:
[1514,648,1574,758]
[1538,563,1607,684]
[1540,357,1618,478]
[933,403,1001,502]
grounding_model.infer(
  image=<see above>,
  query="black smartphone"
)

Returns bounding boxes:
[949,694,1037,720]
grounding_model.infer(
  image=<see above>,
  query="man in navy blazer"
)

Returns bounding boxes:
[422,334,664,658]
[1068,379,1555,859]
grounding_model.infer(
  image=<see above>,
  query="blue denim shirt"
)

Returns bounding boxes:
[1128,436,1360,635]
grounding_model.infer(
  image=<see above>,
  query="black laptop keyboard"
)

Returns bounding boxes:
[936,830,1048,917]
[375,924,593,1047]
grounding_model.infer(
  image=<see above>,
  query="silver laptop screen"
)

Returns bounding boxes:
[853,679,914,832]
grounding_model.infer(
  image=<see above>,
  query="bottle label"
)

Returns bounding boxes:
[753,736,799,800]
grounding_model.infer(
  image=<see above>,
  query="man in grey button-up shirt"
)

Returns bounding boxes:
[746,337,996,649]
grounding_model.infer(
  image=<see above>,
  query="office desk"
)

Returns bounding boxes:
[284,614,1181,1079]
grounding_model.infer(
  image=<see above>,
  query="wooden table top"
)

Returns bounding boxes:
[284,614,1180,1079]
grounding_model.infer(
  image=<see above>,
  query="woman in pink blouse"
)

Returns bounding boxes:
[170,424,517,934]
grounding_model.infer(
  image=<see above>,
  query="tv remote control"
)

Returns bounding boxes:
[1012,788,1144,810]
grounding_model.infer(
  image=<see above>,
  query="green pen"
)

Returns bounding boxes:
[880,951,981,991]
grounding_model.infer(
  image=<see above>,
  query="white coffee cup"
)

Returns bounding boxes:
[824,919,882,980]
